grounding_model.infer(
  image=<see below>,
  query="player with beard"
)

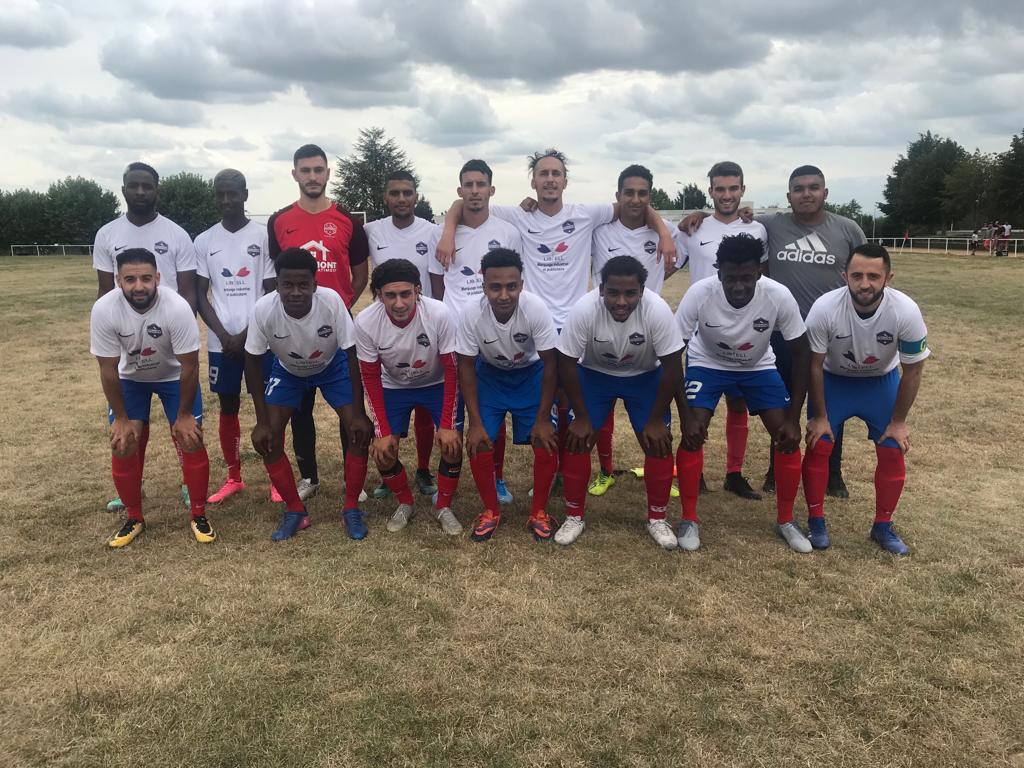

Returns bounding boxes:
[673,234,812,553]
[802,244,928,555]
[195,169,277,504]
[243,248,373,541]
[365,171,442,500]
[267,144,370,505]
[90,248,213,548]
[95,162,198,514]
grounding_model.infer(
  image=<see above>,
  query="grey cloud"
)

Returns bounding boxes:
[265,132,346,163]
[203,136,259,151]
[0,1,76,49]
[3,87,204,129]
[414,87,503,148]
[63,126,176,151]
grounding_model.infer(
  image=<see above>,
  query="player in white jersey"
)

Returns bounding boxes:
[457,249,560,542]
[588,164,686,497]
[430,159,524,505]
[243,248,372,542]
[556,256,684,549]
[194,169,276,504]
[676,162,770,501]
[802,244,929,555]
[355,259,465,536]
[365,170,444,500]
[90,248,214,548]
[674,234,813,553]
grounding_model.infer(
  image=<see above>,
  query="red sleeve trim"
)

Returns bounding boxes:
[358,359,390,438]
[440,352,459,431]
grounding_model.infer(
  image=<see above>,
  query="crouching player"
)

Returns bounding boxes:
[90,248,214,548]
[355,259,464,535]
[802,243,928,555]
[556,255,684,548]
[457,248,560,541]
[674,234,812,553]
[243,247,372,541]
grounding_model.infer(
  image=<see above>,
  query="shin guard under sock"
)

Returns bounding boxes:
[180,449,210,518]
[264,455,304,512]
[111,453,144,521]
[773,447,802,524]
[343,453,368,509]
[561,451,591,517]
[643,454,673,520]
[435,458,461,510]
[725,410,749,475]
[676,446,704,522]
[874,444,906,523]
[802,439,833,519]
[381,462,415,505]
[493,421,507,480]
[470,449,500,511]
[597,414,615,475]
[413,406,434,472]
[531,447,558,516]
[218,413,242,482]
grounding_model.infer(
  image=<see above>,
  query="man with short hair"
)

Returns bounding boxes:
[195,169,277,504]
[457,248,560,542]
[90,248,214,548]
[802,243,928,555]
[556,255,684,549]
[243,247,372,541]
[674,234,812,553]
[429,159,523,504]
[268,144,370,503]
[355,259,464,536]
[365,170,443,499]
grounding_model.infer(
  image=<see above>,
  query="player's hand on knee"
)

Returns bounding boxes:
[879,421,911,454]
[173,416,203,452]
[348,413,373,448]
[566,418,592,454]
[251,423,273,457]
[805,416,833,451]
[371,435,399,466]
[530,421,558,453]
[436,428,462,463]
[466,424,491,459]
[109,418,138,456]
[775,419,801,453]
[641,420,672,458]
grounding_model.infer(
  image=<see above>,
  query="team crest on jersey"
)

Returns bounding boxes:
[562,220,575,234]
[628,332,646,346]
[513,332,529,343]
[487,239,500,250]
[247,244,261,258]
[317,324,332,338]
[753,318,770,333]
[876,331,894,345]
[416,333,431,348]
[643,240,656,255]
[146,323,163,339]
[415,241,428,255]
[323,222,338,237]
[154,241,168,255]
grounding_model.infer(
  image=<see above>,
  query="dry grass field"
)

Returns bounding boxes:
[0,252,1022,768]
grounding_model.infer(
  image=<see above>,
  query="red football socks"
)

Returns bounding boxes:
[218,413,242,482]
[111,453,143,521]
[557,407,570,470]
[343,453,368,509]
[643,454,673,520]
[802,439,834,519]
[138,423,150,474]
[773,447,802,524]
[470,449,500,511]
[561,451,591,517]
[493,421,508,480]
[725,410,748,474]
[874,445,906,523]
[413,406,434,472]
[435,461,460,510]
[264,454,304,513]
[180,448,210,519]
[676,446,703,522]
[597,414,615,474]
[531,446,558,516]
[382,462,415,505]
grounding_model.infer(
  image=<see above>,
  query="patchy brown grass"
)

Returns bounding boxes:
[0,252,1022,768]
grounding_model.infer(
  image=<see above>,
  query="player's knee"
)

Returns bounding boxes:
[218,393,241,415]
[438,458,461,477]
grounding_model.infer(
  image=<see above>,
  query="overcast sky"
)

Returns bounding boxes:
[1,1,1021,219]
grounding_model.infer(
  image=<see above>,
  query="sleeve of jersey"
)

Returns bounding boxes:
[333,296,358,351]
[359,359,391,438]
[755,223,769,262]
[674,290,698,344]
[897,304,930,364]
[532,302,558,352]
[259,229,273,280]
[439,352,459,431]
[267,212,282,259]
[651,300,684,356]
[175,227,197,272]
[556,304,588,360]
[777,291,807,341]
[89,303,120,358]
[454,311,479,357]
[803,301,830,354]
[586,203,616,226]
[169,298,201,354]
[244,306,269,355]
[436,305,458,355]
[489,205,519,223]
[194,233,209,279]
[347,214,369,266]
[674,230,689,268]
[92,228,111,272]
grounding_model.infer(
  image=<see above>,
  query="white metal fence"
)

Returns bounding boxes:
[868,237,1020,255]
[9,243,93,256]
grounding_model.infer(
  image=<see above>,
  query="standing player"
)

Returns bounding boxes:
[195,169,276,503]
[802,244,928,555]
[365,170,441,499]
[429,159,523,504]
[587,164,685,496]
[555,256,684,549]
[674,234,812,553]
[243,248,372,541]
[268,144,369,503]
[457,248,560,542]
[355,260,464,536]
[90,248,213,548]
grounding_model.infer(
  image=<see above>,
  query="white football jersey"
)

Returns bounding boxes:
[245,287,356,377]
[428,215,522,324]
[194,220,273,352]
[591,218,681,296]
[456,290,557,369]
[676,217,768,284]
[365,217,441,299]
[491,202,615,328]
[355,296,457,389]
[90,286,199,383]
[558,288,683,377]
[93,214,196,293]
[676,276,804,371]
[806,286,929,377]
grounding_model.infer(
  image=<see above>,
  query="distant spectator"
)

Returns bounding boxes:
[969,229,980,255]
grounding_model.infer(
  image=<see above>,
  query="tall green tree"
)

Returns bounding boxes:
[332,127,418,222]
[991,129,1024,225]
[0,189,49,249]
[673,183,708,210]
[157,172,218,239]
[650,187,672,209]
[44,176,119,244]
[880,131,966,233]
[942,150,996,230]
[414,198,435,222]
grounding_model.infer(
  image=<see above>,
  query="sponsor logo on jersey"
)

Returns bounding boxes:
[600,351,635,365]
[323,222,338,237]
[141,347,156,357]
[220,266,251,278]
[317,324,332,338]
[716,341,754,351]
[513,332,529,343]
[537,242,569,255]
[412,359,427,368]
[876,331,894,345]
[562,220,576,234]
[487,239,500,250]
[775,233,836,265]
[628,332,646,346]
[699,240,715,247]
[288,350,323,360]
[843,350,879,365]
[415,241,428,255]
[460,266,477,276]
[146,323,163,339]
[154,241,168,255]
[643,240,656,255]
[309,350,323,359]
[396,362,410,368]
[416,333,431,348]
[247,244,261,258]
[753,317,769,333]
